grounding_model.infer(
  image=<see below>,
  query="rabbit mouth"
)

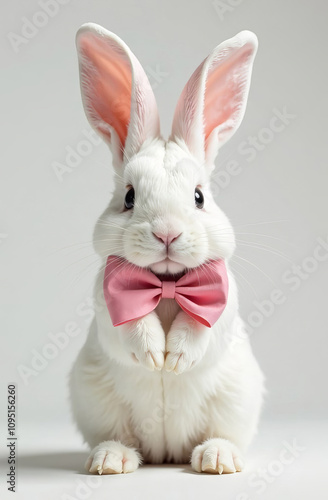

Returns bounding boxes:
[150,257,187,278]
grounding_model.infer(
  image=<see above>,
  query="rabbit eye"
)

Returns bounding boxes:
[124,187,135,210]
[195,188,204,209]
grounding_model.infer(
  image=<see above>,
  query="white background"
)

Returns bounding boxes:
[1,0,327,498]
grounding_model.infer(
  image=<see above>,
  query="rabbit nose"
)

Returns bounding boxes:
[152,231,182,247]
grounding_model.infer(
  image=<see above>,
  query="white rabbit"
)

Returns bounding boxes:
[70,23,265,475]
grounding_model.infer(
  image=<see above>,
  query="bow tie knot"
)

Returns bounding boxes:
[161,281,176,299]
[103,256,229,328]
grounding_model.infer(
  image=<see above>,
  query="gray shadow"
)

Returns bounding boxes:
[0,451,87,474]
[0,452,197,475]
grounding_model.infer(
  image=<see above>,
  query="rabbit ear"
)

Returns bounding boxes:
[170,31,258,168]
[76,23,160,168]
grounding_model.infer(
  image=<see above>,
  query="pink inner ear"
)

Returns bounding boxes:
[204,46,254,142]
[79,34,132,147]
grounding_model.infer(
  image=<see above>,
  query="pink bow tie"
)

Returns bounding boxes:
[103,256,229,328]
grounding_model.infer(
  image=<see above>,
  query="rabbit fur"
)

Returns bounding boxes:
[69,23,265,475]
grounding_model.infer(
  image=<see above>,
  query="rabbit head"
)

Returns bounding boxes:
[76,23,258,276]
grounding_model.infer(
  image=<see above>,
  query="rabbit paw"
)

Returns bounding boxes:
[164,311,210,374]
[191,438,244,474]
[85,441,141,475]
[120,312,165,371]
